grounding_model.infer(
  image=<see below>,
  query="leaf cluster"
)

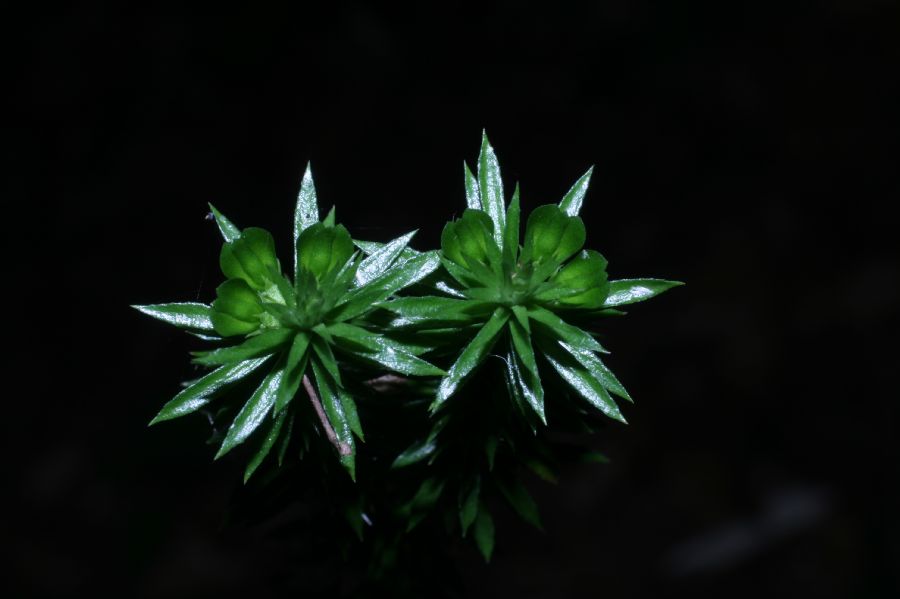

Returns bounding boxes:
[134,132,681,563]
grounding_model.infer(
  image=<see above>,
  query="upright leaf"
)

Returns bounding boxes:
[464,161,481,209]
[478,131,505,246]
[294,162,319,248]
[276,332,310,413]
[502,183,520,268]
[558,166,594,216]
[208,203,241,242]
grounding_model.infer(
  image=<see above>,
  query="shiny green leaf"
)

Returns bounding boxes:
[502,183,520,268]
[434,307,509,408]
[243,409,287,483]
[539,338,625,423]
[327,322,444,375]
[379,296,491,328]
[215,361,285,458]
[311,357,356,478]
[329,251,441,322]
[558,166,594,216]
[355,230,416,286]
[509,319,546,423]
[149,357,269,425]
[293,163,319,253]
[527,306,607,353]
[322,205,336,226]
[473,503,495,562]
[603,278,684,307]
[208,203,241,242]
[311,335,342,387]
[478,131,505,246]
[192,328,294,366]
[464,161,480,209]
[560,341,632,402]
[275,332,310,413]
[133,303,214,332]
[336,385,363,441]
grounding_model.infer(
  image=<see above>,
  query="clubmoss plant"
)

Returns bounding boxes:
[135,133,682,571]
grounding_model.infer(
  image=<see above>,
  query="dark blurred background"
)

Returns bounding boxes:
[10,1,899,597]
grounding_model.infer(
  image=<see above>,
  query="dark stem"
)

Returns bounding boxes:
[303,374,352,456]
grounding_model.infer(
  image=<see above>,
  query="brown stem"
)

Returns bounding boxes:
[303,374,352,456]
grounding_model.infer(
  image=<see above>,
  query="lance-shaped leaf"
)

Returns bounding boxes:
[558,166,594,216]
[310,357,356,478]
[434,307,509,408]
[327,322,444,376]
[459,475,481,537]
[527,306,607,354]
[149,357,270,425]
[560,341,632,402]
[378,296,491,328]
[473,503,495,562]
[478,131,505,246]
[509,319,546,423]
[329,251,441,322]
[275,332,310,413]
[293,163,319,261]
[133,303,214,332]
[243,409,288,483]
[215,361,285,458]
[405,477,446,532]
[354,239,421,263]
[355,230,416,286]
[603,279,684,307]
[538,337,626,423]
[208,203,241,242]
[464,161,480,209]
[311,335,342,387]
[497,476,542,529]
[192,328,294,366]
[502,184,520,269]
[392,418,447,468]
[336,385,364,441]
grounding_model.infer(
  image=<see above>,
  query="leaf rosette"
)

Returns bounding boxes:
[135,165,443,480]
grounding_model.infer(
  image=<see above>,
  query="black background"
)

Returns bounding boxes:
[12,1,899,597]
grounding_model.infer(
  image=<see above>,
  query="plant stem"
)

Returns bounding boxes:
[303,374,352,456]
